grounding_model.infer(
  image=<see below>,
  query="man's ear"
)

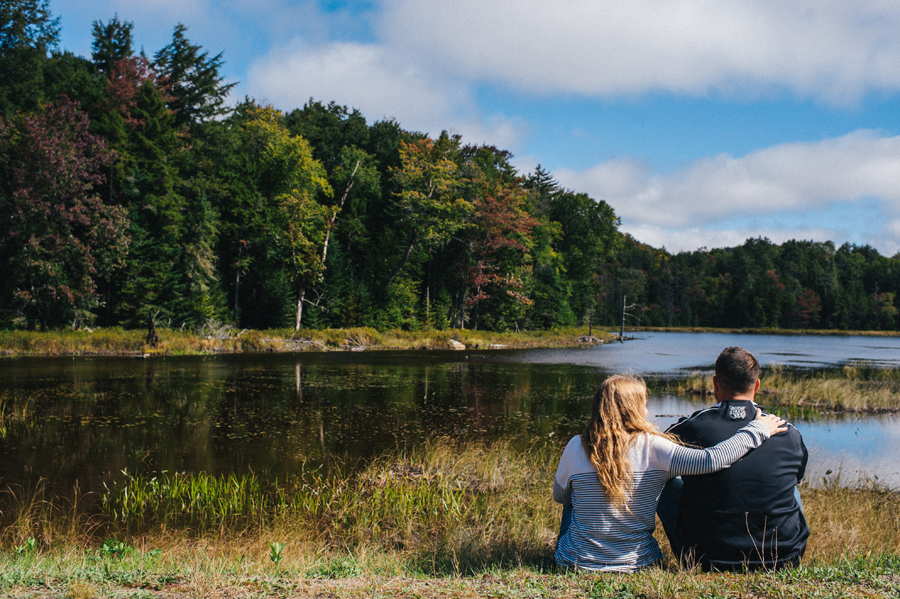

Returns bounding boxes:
[752,378,761,396]
[713,375,720,401]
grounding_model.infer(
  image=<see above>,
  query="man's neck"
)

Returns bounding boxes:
[717,394,756,403]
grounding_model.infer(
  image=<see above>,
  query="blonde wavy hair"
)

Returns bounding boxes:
[581,374,676,509]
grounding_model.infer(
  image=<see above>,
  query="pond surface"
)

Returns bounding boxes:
[1,332,899,499]
[490,331,900,373]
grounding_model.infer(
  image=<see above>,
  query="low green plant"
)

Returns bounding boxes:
[13,537,36,555]
[99,538,133,559]
[268,541,285,564]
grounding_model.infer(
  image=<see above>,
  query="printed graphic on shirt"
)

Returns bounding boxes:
[728,405,746,420]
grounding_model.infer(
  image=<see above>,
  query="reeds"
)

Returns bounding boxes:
[92,439,558,574]
[664,365,900,412]
[3,439,899,571]
[1,440,899,597]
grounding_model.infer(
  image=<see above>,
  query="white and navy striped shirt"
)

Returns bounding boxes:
[553,420,770,572]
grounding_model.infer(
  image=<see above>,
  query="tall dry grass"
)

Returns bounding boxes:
[0,326,613,357]
[670,366,900,412]
[1,438,898,578]
[801,483,900,560]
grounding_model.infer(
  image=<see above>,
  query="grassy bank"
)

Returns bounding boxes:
[5,324,899,358]
[1,439,898,597]
[0,326,612,357]
[663,364,900,413]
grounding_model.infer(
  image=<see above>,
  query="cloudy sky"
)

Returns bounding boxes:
[51,0,900,256]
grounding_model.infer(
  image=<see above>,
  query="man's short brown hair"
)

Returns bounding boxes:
[715,347,760,395]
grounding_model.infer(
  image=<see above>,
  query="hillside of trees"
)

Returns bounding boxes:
[2,0,899,333]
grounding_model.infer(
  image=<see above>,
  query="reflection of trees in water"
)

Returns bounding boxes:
[3,356,785,499]
[0,358,219,498]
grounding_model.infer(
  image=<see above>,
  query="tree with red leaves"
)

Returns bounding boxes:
[464,179,539,330]
[0,97,129,329]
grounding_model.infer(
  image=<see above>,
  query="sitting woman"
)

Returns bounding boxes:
[553,374,786,572]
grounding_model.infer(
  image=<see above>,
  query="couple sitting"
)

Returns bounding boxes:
[553,347,809,572]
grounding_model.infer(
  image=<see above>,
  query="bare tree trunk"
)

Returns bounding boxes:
[234,270,241,325]
[322,160,359,268]
[295,285,306,330]
[388,234,417,286]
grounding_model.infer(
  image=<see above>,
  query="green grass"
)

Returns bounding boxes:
[0,553,898,598]
[1,439,899,597]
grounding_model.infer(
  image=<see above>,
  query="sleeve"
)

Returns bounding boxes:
[666,415,699,446]
[552,437,579,505]
[667,420,771,477]
[553,478,571,505]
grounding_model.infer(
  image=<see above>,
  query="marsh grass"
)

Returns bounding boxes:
[90,439,558,575]
[1,465,899,596]
[801,482,900,560]
[0,390,33,438]
[0,327,612,357]
[665,365,900,412]
[1,440,899,588]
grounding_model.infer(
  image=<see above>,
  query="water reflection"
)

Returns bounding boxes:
[0,335,898,500]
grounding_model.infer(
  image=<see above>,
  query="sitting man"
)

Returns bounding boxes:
[657,346,809,570]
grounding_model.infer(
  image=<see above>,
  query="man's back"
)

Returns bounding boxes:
[666,399,809,570]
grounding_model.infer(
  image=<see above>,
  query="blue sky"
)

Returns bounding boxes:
[51,0,900,256]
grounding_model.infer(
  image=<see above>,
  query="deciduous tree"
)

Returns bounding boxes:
[0,97,128,329]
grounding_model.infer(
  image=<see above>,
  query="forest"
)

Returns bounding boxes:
[2,0,899,333]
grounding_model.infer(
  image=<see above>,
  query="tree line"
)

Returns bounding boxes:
[1,0,898,333]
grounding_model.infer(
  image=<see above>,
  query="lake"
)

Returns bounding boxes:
[1,331,899,499]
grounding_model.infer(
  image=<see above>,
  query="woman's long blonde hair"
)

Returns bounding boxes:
[581,374,674,509]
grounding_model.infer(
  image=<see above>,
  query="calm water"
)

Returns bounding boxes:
[1,332,898,498]
[490,331,900,373]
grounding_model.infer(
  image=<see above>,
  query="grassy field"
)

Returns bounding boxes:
[1,439,898,598]
[0,326,612,357]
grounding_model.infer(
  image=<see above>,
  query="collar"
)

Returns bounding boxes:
[715,399,758,421]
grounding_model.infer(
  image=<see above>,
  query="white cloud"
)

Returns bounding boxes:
[556,131,900,254]
[380,0,900,102]
[248,41,463,125]
[868,219,900,257]
[626,224,843,254]
[247,40,528,149]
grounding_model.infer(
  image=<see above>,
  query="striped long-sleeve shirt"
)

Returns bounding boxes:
[552,420,771,572]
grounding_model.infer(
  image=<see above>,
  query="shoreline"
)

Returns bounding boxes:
[0,327,614,358]
[1,325,899,359]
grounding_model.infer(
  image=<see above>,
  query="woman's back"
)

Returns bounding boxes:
[554,433,677,571]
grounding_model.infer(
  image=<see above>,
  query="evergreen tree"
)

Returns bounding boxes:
[91,15,133,75]
[0,0,59,117]
[153,24,235,129]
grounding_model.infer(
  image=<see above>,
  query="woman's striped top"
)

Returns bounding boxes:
[553,420,770,572]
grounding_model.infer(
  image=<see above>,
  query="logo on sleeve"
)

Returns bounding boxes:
[728,406,747,420]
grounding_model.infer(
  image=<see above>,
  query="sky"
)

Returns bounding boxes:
[50,0,900,256]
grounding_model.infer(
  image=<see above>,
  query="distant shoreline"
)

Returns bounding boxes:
[2,326,899,358]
